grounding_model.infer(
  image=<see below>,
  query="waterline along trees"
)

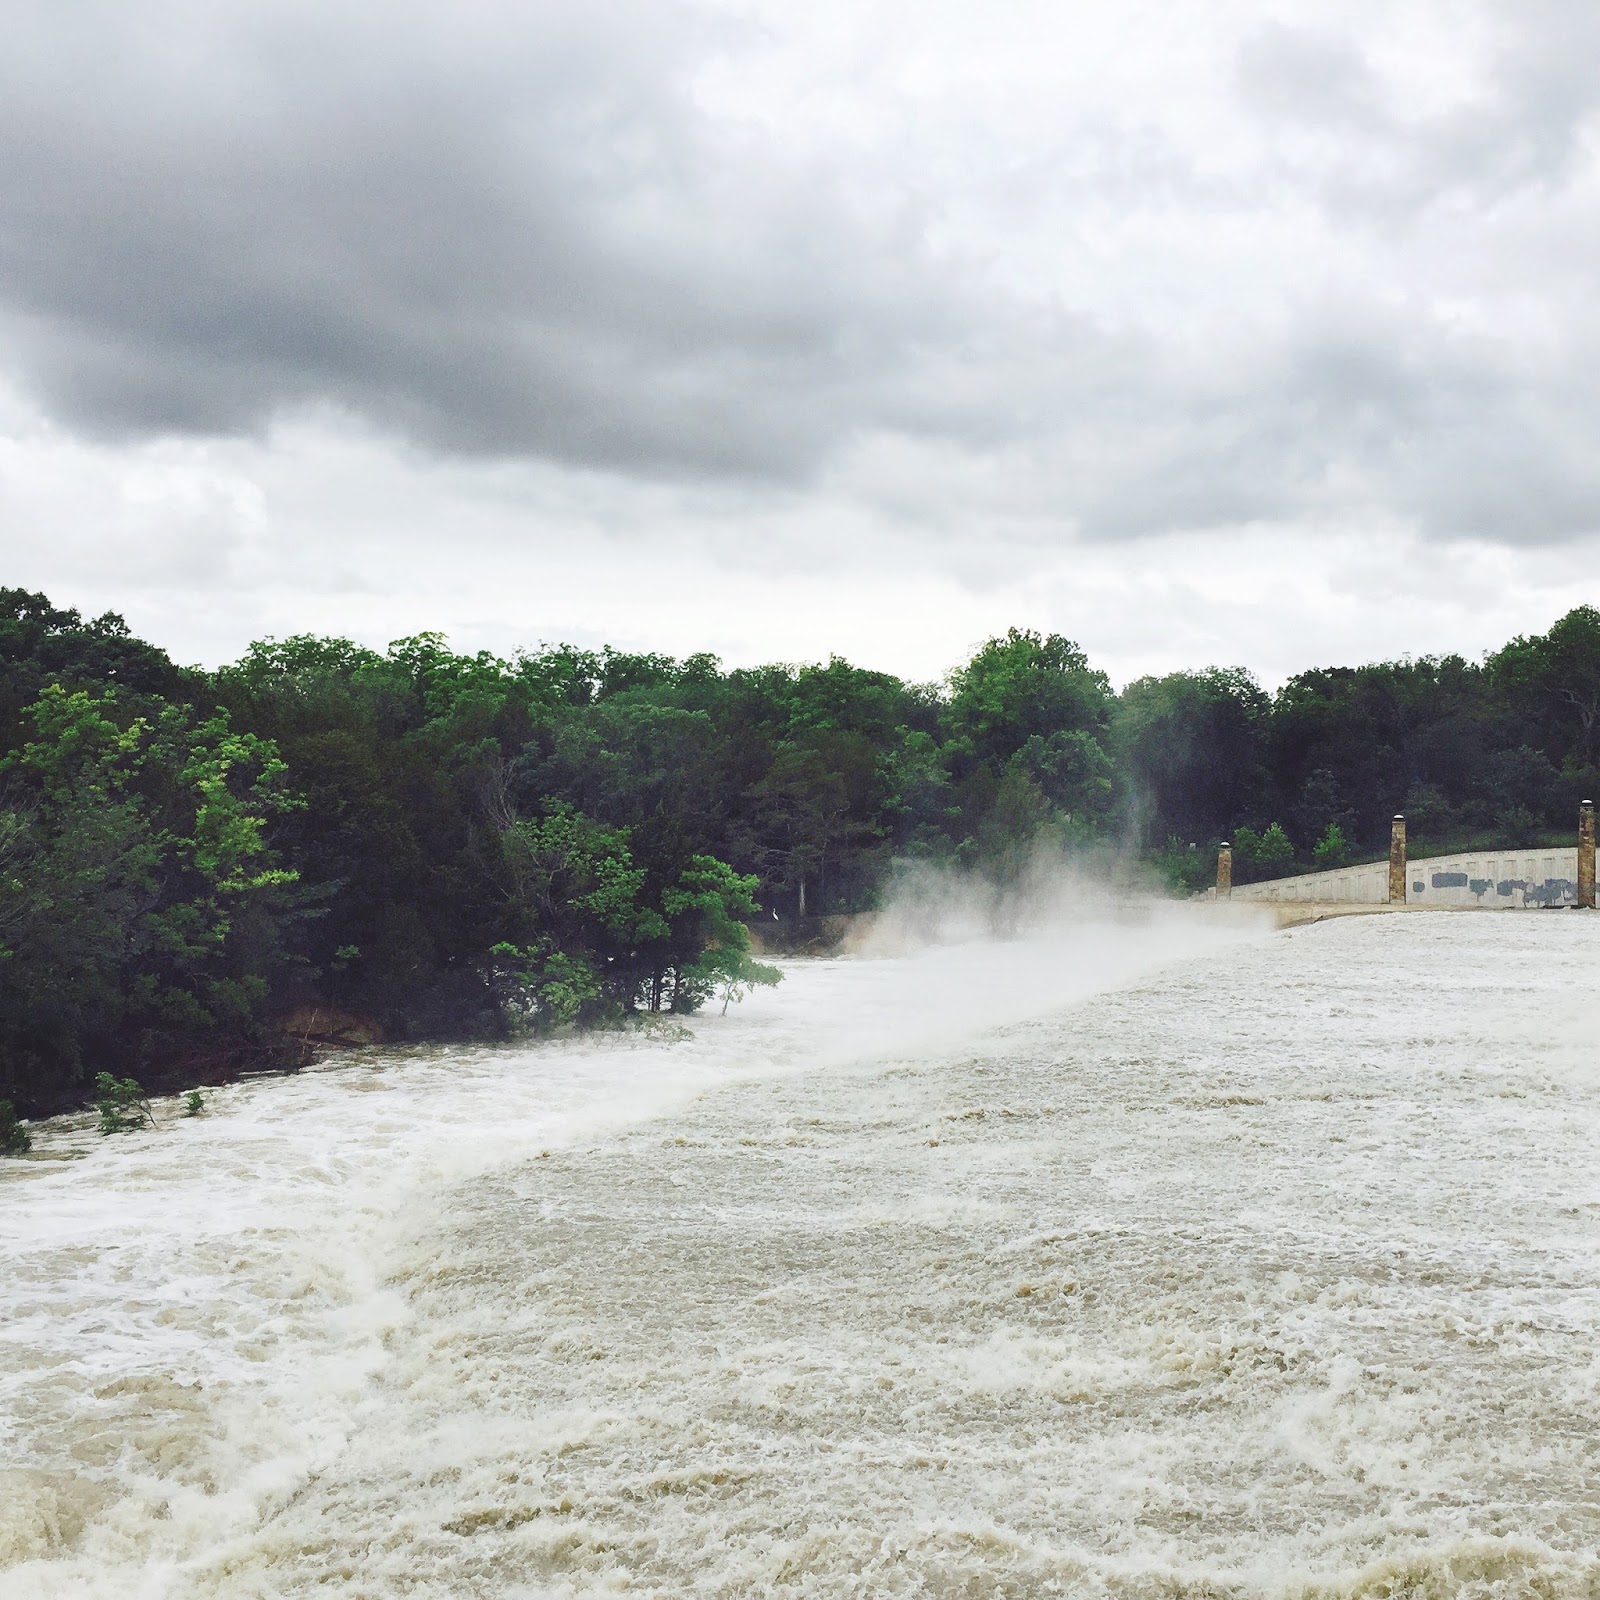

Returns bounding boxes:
[4,584,1600,1118]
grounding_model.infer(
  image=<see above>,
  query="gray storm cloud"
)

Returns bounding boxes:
[0,0,973,479]
[3,0,1600,546]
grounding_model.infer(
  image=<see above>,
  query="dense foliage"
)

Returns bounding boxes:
[4,585,1598,1118]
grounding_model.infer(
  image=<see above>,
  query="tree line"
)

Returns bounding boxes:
[4,586,1598,1117]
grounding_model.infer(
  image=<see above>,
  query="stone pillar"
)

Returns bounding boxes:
[1579,801,1595,909]
[1217,841,1232,899]
[1387,815,1406,905]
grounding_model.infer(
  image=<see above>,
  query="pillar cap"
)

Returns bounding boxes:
[1219,840,1230,848]
[1584,799,1595,807]
[1393,814,1405,820]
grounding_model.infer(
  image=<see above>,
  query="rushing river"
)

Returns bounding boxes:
[3,909,1599,1597]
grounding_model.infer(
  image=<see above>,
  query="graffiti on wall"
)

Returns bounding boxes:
[1417,870,1576,906]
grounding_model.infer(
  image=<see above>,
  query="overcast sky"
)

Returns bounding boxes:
[4,0,1600,686]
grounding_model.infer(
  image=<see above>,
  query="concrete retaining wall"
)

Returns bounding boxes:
[1227,846,1594,908]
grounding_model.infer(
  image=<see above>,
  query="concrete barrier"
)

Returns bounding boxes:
[1226,844,1595,908]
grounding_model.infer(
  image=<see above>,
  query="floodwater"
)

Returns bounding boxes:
[3,909,1599,1597]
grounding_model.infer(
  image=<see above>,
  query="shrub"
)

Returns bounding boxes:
[95,1072,153,1135]
[1311,822,1351,871]
[0,1099,30,1155]
[1232,821,1296,882]
[182,1089,208,1117]
[718,953,784,1015]
[1147,838,1216,896]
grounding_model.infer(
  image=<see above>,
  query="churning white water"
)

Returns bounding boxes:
[4,908,1599,1597]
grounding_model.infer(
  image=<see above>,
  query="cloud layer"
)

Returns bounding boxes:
[2,1,986,481]
[4,0,1600,674]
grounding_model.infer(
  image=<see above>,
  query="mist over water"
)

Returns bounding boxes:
[4,907,1599,1596]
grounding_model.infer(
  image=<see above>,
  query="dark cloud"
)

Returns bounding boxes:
[0,0,970,478]
[4,0,1600,553]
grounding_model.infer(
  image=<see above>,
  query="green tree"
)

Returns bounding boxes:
[0,1098,30,1154]
[0,688,163,1102]
[969,767,1055,891]
[1311,822,1351,871]
[0,687,300,1112]
[96,1072,153,1135]
[0,588,194,752]
[487,805,666,1024]
[1231,821,1295,883]
[746,740,861,917]
[879,729,957,860]
[1114,668,1269,846]
[659,855,780,1013]
[946,628,1111,773]
[1492,606,1600,767]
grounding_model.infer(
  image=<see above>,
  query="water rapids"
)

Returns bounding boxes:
[3,909,1598,1597]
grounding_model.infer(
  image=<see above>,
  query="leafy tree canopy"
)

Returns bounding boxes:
[7,594,1600,1121]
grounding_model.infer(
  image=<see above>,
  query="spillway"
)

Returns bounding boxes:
[3,910,1598,1597]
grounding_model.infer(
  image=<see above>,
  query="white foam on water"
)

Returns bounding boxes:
[0,904,1247,1595]
[5,907,1599,1597]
